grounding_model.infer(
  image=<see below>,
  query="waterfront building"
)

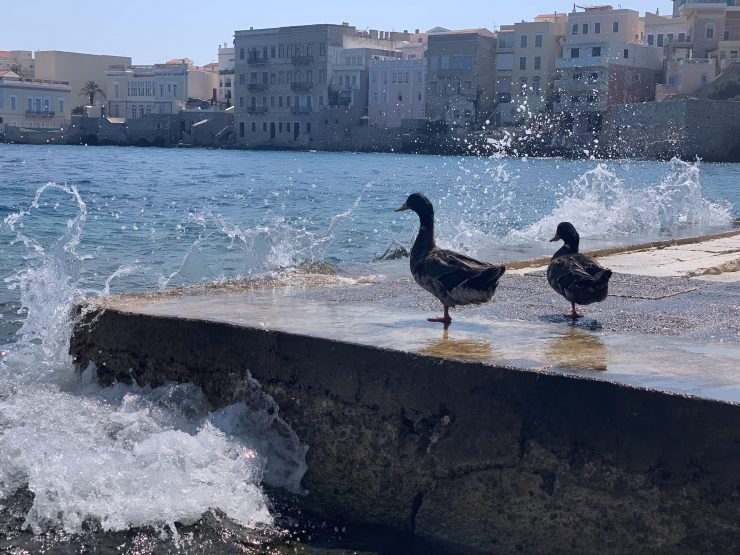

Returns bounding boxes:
[425,29,497,128]
[0,50,35,78]
[217,43,235,106]
[0,69,71,129]
[368,57,427,127]
[233,23,411,148]
[554,6,663,146]
[492,25,515,126]
[673,0,739,60]
[493,14,568,126]
[106,60,218,119]
[34,51,131,114]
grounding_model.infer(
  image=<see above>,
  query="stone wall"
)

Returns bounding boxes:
[70,308,740,555]
[611,99,740,161]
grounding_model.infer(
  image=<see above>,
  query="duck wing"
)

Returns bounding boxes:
[547,254,612,305]
[414,248,505,306]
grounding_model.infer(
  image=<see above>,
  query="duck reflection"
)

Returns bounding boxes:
[420,329,495,361]
[546,325,608,372]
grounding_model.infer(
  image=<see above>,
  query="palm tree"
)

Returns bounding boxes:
[79,80,106,106]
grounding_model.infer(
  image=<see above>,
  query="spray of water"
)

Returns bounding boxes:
[0,183,307,538]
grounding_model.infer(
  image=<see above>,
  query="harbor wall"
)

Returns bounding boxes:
[69,307,740,554]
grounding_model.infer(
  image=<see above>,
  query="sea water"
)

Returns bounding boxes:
[0,144,736,547]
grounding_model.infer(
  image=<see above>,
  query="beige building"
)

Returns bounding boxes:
[34,51,131,114]
[217,43,235,105]
[511,14,568,117]
[0,69,71,129]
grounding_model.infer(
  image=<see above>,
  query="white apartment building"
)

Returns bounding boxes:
[368,58,427,127]
[0,70,71,129]
[106,62,218,119]
[217,43,235,105]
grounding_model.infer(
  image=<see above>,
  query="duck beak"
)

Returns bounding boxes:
[395,203,409,212]
[549,234,560,242]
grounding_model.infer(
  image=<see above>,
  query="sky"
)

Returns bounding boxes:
[4,0,675,67]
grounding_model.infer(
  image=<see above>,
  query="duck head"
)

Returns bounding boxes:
[550,222,580,253]
[395,193,434,219]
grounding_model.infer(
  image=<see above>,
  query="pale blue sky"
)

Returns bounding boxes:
[4,0,674,66]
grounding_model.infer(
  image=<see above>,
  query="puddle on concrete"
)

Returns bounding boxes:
[107,285,740,405]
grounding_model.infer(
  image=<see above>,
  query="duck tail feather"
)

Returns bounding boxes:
[469,265,506,290]
[595,268,613,285]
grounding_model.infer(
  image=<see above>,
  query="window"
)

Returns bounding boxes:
[519,56,527,70]
[519,77,528,94]
[595,22,601,34]
[572,24,578,35]
[279,44,285,57]
[592,47,601,57]
[613,22,619,33]
[240,48,245,59]
[270,96,275,107]
[532,77,541,96]
[306,122,311,134]
[535,33,543,48]
[279,122,283,132]
[582,24,589,35]
[679,32,686,42]
[10,96,16,111]
[319,95,324,107]
[657,34,664,47]
[239,96,245,107]
[270,73,276,84]
[707,24,715,39]
[571,48,580,59]
[589,72,599,82]
[441,56,449,69]
[278,96,283,107]
[648,34,655,46]
[725,30,731,40]
[520,35,528,48]
[241,73,247,85]
[319,42,326,56]
[286,122,291,132]
[623,48,629,59]
[251,122,256,132]
[572,73,582,81]
[633,73,641,82]
[239,122,245,137]
[667,33,674,43]
[534,56,541,70]
[271,46,276,58]
[59,99,64,114]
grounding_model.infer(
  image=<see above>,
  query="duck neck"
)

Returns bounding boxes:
[553,238,579,258]
[411,211,435,259]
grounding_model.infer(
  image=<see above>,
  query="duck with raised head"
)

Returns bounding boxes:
[395,193,506,327]
[547,222,612,319]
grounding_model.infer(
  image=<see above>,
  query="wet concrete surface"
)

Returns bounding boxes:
[97,268,740,404]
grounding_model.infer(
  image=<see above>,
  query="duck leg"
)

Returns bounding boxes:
[566,302,583,319]
[428,305,452,327]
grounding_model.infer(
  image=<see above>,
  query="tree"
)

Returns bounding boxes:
[79,80,106,106]
[9,64,23,78]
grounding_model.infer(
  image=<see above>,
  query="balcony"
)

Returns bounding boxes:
[246,106,268,115]
[291,55,315,65]
[25,110,56,118]
[247,83,268,91]
[290,81,314,92]
[247,57,268,66]
[291,106,313,114]
[555,57,608,70]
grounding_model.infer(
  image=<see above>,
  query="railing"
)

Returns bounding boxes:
[25,110,56,118]
[290,81,314,92]
[247,83,268,91]
[291,106,313,114]
[291,55,314,65]
[247,57,268,66]
[246,106,268,114]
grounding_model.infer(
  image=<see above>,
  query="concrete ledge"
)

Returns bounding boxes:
[70,304,740,554]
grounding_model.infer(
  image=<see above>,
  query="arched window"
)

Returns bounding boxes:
[532,77,541,97]
[519,77,528,95]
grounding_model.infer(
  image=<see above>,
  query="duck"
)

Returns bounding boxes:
[547,221,612,319]
[395,193,506,327]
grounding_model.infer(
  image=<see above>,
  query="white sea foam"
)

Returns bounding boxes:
[0,183,307,537]
[510,159,733,242]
